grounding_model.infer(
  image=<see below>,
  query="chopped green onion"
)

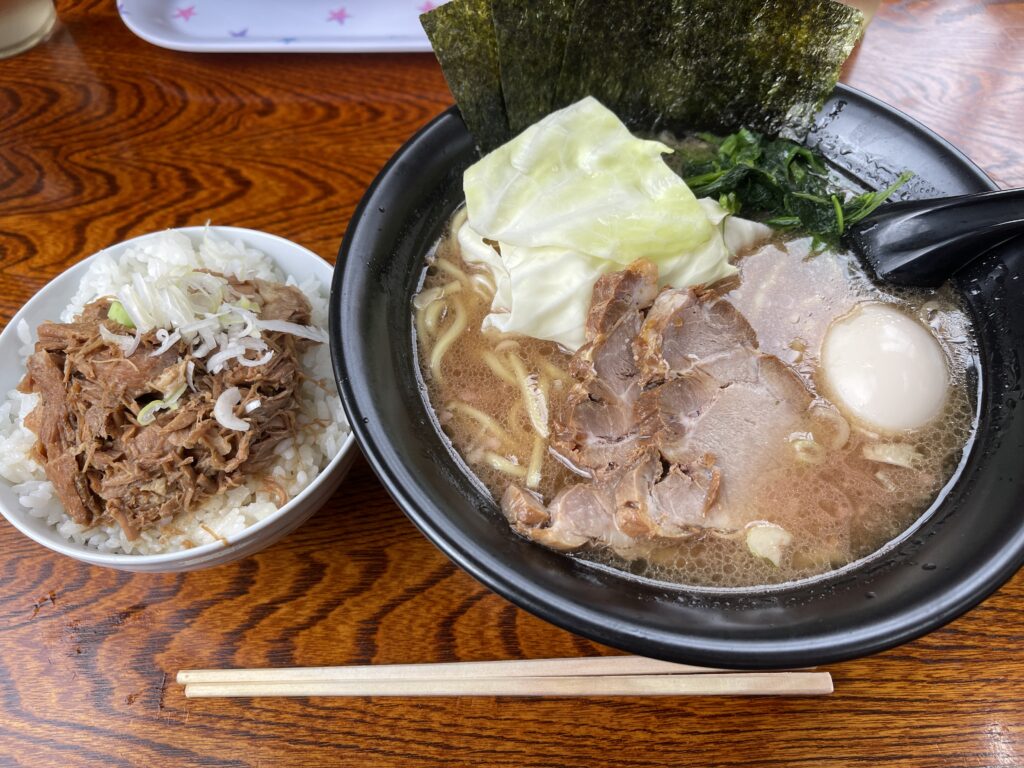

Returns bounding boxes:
[136,400,166,425]
[107,301,135,328]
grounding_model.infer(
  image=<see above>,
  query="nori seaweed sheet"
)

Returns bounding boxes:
[556,0,675,130]
[557,0,863,137]
[650,0,865,137]
[421,0,510,151]
[492,0,575,135]
[425,0,863,150]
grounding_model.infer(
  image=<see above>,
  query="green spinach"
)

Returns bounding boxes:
[670,127,913,245]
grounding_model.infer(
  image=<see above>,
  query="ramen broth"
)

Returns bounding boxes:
[415,210,976,588]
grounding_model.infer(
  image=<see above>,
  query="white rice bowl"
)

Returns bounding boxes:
[0,227,351,563]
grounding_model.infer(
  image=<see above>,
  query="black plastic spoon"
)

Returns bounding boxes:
[847,188,1024,286]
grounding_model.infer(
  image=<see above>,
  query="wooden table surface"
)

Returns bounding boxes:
[1,1,1022,765]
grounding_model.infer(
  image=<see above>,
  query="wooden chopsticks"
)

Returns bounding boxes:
[178,656,833,698]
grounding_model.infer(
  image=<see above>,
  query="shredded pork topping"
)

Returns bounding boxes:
[18,275,320,540]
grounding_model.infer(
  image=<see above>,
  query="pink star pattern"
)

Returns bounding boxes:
[174,5,196,21]
[327,7,350,24]
[418,1,436,11]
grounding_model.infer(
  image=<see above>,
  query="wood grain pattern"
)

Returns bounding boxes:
[1,1,1023,766]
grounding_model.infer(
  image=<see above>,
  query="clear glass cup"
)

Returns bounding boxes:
[0,0,57,59]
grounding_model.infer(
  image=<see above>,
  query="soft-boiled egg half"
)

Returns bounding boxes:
[821,303,949,433]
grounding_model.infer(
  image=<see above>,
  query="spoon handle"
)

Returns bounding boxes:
[857,187,1024,233]
[850,188,1024,286]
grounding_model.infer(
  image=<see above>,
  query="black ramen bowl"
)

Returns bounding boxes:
[330,85,1024,668]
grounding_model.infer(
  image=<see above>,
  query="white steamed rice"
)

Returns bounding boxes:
[0,231,349,555]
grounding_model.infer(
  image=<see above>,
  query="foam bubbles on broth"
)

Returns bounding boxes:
[415,221,977,589]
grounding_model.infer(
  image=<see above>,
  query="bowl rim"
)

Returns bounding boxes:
[0,225,356,567]
[332,85,1024,667]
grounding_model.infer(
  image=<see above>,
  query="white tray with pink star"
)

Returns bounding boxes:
[118,0,447,53]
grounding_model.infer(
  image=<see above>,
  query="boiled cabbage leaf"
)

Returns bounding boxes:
[460,199,770,351]
[464,97,715,263]
[459,97,771,350]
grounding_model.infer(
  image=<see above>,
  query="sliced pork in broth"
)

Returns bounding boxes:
[415,221,976,587]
